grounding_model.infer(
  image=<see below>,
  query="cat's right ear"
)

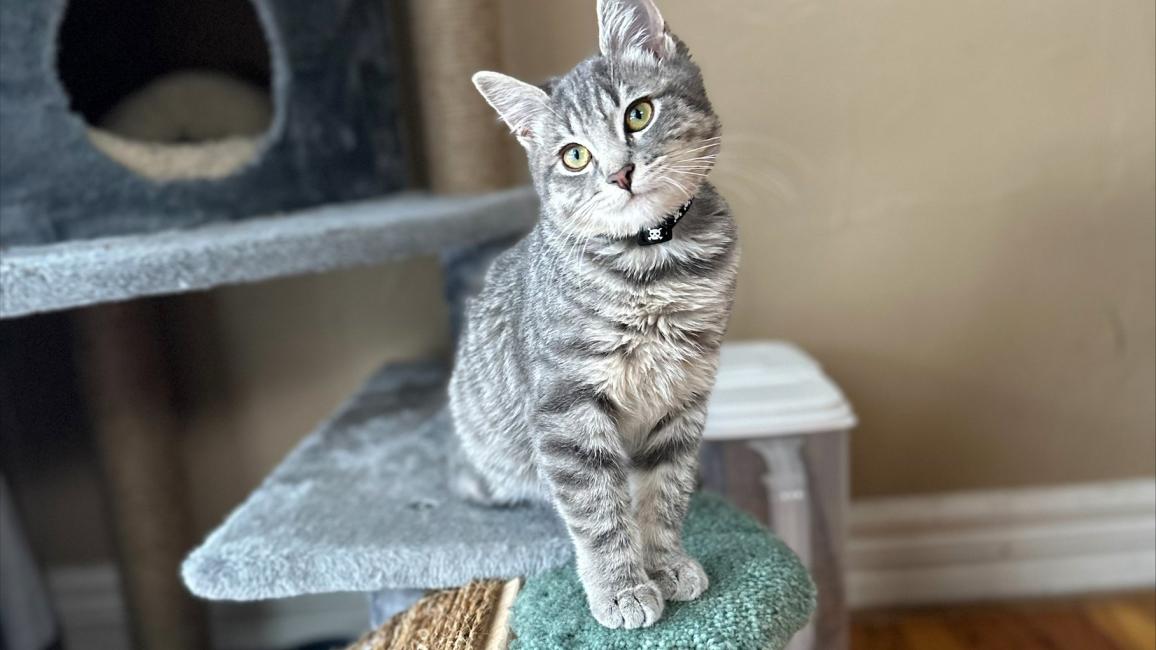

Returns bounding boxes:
[597,0,674,60]
[472,71,552,148]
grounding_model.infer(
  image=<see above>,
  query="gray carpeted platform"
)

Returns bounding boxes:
[0,187,537,319]
[181,361,572,601]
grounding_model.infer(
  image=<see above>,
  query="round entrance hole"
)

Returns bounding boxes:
[56,0,276,181]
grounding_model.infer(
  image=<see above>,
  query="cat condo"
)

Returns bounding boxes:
[0,0,538,317]
[0,0,818,648]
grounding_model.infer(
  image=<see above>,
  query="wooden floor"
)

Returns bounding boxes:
[853,592,1155,650]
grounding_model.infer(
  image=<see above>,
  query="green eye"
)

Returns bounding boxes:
[561,144,592,171]
[625,99,654,133]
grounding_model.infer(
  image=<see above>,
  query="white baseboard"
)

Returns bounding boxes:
[47,479,1156,647]
[847,478,1156,609]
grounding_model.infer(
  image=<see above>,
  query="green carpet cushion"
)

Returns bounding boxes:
[510,492,816,650]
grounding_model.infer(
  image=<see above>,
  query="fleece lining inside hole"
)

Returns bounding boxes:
[86,71,272,181]
[56,0,275,181]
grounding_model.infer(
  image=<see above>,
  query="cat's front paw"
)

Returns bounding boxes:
[649,553,709,601]
[587,580,665,629]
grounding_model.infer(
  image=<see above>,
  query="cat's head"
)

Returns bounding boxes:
[473,0,720,240]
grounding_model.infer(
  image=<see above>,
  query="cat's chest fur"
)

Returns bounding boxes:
[578,250,732,447]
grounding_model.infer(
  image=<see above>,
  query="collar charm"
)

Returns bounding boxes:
[637,199,694,247]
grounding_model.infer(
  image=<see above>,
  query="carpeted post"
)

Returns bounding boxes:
[76,302,207,650]
[407,0,513,194]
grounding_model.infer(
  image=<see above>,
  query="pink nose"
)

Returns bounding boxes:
[607,163,635,192]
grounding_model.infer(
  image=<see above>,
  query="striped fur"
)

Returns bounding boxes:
[449,0,737,630]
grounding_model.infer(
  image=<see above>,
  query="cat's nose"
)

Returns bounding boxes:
[607,163,635,192]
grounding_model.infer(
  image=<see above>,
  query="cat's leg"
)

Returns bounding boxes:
[448,451,507,506]
[450,443,551,506]
[633,402,710,602]
[534,392,664,629]
[447,427,525,506]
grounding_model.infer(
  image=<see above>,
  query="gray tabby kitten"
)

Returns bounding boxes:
[449,0,737,630]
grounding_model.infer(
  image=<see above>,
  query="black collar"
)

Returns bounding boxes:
[636,199,694,246]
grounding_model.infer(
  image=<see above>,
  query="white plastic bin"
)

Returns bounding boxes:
[701,341,856,650]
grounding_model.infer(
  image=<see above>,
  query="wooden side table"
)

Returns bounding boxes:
[701,341,856,650]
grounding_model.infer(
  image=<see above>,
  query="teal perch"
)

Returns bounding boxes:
[511,492,816,650]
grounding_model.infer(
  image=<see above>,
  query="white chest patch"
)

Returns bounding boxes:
[594,293,721,448]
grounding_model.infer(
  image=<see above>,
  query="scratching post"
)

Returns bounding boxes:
[408,0,511,193]
[77,302,207,650]
[354,579,521,650]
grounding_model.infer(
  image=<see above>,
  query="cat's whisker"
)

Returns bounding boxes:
[558,194,603,259]
[684,135,724,145]
[568,210,593,245]
[562,222,587,265]
[669,149,718,163]
[678,138,723,150]
[653,147,719,170]
[669,156,719,166]
[675,144,722,158]
[575,233,592,269]
[650,165,684,185]
[569,192,600,222]
[656,178,687,200]
[662,167,696,189]
[657,174,694,200]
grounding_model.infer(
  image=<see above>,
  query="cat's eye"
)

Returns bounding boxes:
[560,144,592,171]
[625,99,654,133]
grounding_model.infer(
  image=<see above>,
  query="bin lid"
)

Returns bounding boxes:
[704,341,856,440]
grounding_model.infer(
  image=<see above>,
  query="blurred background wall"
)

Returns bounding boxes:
[6,0,1153,566]
[498,0,1156,498]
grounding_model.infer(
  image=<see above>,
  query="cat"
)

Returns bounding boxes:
[448,0,738,630]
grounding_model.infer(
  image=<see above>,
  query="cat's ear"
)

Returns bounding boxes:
[597,0,675,60]
[472,71,552,147]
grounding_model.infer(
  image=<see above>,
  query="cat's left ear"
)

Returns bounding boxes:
[597,0,675,60]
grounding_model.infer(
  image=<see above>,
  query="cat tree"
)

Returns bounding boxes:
[0,0,819,647]
[0,1,531,647]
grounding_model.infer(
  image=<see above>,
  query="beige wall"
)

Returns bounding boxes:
[181,0,1154,524]
[499,0,1156,496]
[15,0,1152,568]
[176,259,451,536]
[30,1,1154,564]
